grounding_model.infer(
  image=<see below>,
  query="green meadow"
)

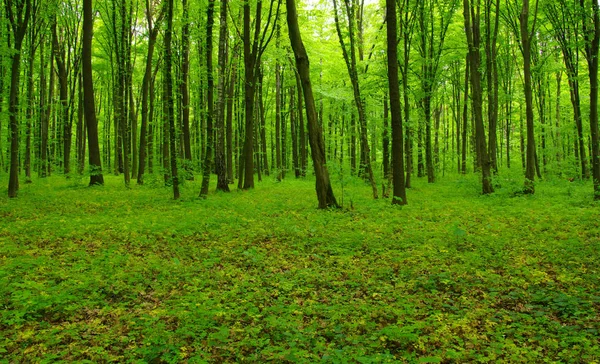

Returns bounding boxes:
[1,174,599,362]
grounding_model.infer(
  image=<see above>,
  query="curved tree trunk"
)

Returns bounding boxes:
[286,0,339,209]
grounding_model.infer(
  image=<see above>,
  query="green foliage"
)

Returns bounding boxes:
[1,174,599,362]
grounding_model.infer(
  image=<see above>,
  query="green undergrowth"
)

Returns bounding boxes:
[1,172,599,363]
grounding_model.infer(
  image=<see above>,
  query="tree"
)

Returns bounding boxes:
[463,0,494,194]
[5,0,33,197]
[82,0,104,186]
[502,0,539,192]
[214,0,231,192]
[164,0,179,198]
[545,0,588,179]
[484,0,501,173]
[580,0,600,199]
[519,0,538,194]
[286,0,339,208]
[137,0,163,185]
[180,0,193,176]
[241,0,280,189]
[398,0,417,188]
[415,0,458,183]
[200,0,216,197]
[385,0,407,204]
[332,0,378,199]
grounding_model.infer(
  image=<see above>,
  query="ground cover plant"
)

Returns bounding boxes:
[1,173,599,362]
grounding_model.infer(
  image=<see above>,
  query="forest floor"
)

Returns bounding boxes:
[1,171,599,362]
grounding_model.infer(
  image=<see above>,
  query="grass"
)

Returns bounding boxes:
[1,171,599,363]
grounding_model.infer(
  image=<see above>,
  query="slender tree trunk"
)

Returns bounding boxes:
[6,0,32,196]
[77,74,86,174]
[286,0,339,208]
[215,0,230,192]
[291,83,300,178]
[25,26,36,182]
[386,0,407,204]
[582,0,600,198]
[464,0,493,194]
[8,48,23,197]
[226,46,239,184]
[39,39,49,178]
[275,32,283,180]
[83,0,104,185]
[181,0,193,177]
[402,32,412,188]
[485,0,500,173]
[382,93,390,194]
[242,1,258,189]
[164,0,179,198]
[520,0,536,194]
[52,22,71,176]
[259,71,270,176]
[200,0,216,196]
[137,0,160,184]
[294,69,307,176]
[333,0,377,198]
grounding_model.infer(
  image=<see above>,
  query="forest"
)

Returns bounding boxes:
[1,0,599,361]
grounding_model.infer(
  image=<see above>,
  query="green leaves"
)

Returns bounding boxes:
[1,175,599,361]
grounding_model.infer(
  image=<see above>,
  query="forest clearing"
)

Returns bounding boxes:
[1,174,599,362]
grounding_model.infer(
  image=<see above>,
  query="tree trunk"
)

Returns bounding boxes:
[286,0,339,208]
[77,74,86,175]
[83,0,104,185]
[382,93,390,190]
[582,0,600,198]
[275,32,283,180]
[485,0,500,173]
[226,44,239,184]
[520,0,536,194]
[137,0,161,185]
[25,25,36,182]
[178,0,192,180]
[242,1,258,189]
[333,0,377,198]
[6,0,32,196]
[464,0,493,194]
[164,0,179,198]
[200,0,216,196]
[386,0,407,205]
[291,83,300,178]
[52,22,71,176]
[215,0,230,192]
